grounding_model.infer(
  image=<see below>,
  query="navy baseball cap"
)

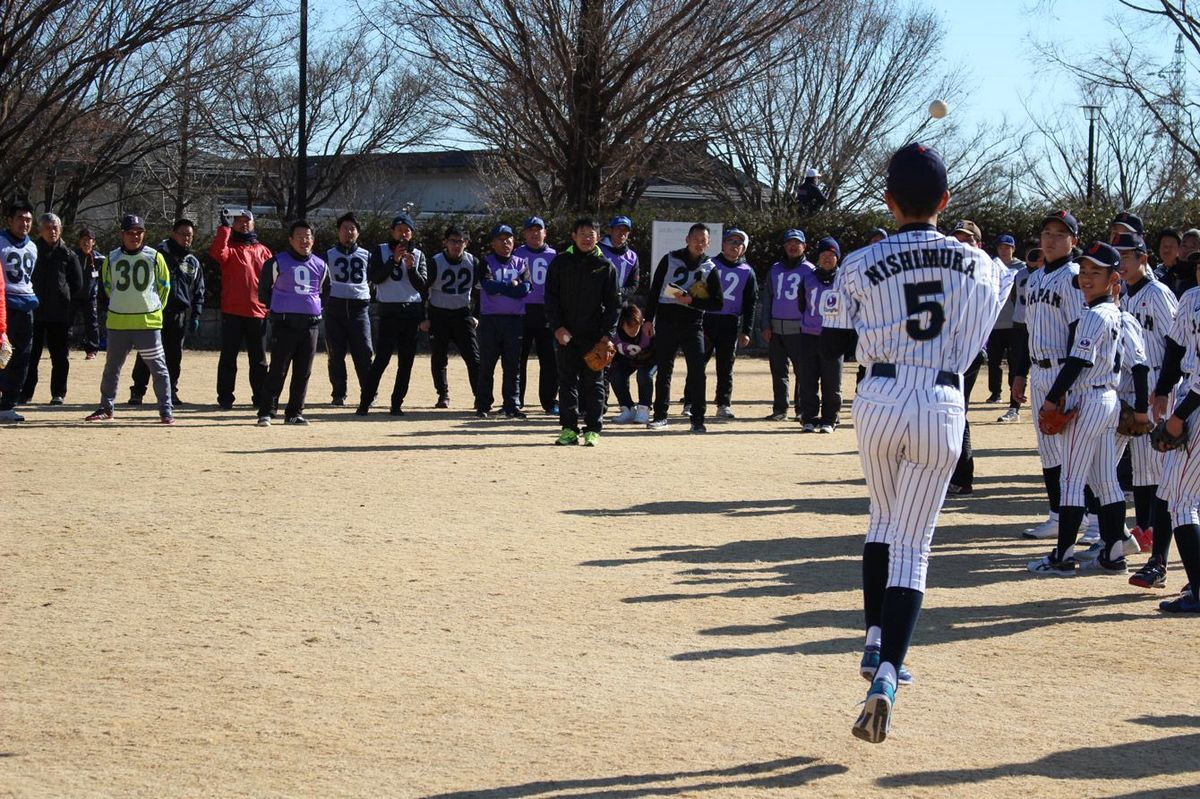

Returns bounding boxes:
[523,216,545,230]
[723,227,749,245]
[391,213,416,230]
[1042,209,1079,236]
[1112,211,1144,235]
[869,227,888,240]
[996,234,1016,247]
[1113,232,1147,253]
[783,229,806,243]
[1078,240,1120,269]
[609,215,632,230]
[120,214,145,231]
[490,224,515,238]
[886,142,947,209]
[816,237,841,258]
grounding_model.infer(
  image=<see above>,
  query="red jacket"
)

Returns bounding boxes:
[210,225,271,318]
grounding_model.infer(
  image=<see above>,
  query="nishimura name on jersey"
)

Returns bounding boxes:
[864,248,975,286]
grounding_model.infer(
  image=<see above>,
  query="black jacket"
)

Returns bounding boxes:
[544,245,620,347]
[33,238,83,323]
[159,238,206,318]
[644,248,724,323]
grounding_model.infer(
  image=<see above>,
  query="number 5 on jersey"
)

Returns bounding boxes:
[904,280,945,340]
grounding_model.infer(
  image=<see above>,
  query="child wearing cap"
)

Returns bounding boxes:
[701,228,757,419]
[515,216,559,414]
[1012,210,1086,540]
[475,224,532,418]
[797,237,842,432]
[761,229,812,421]
[1028,241,1142,576]
[85,214,174,424]
[361,213,429,416]
[1113,232,1178,584]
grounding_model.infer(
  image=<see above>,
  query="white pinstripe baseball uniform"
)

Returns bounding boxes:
[1024,258,1085,468]
[1158,288,1200,524]
[823,226,1011,592]
[1059,299,1124,510]
[1118,279,1176,485]
[1011,264,1036,326]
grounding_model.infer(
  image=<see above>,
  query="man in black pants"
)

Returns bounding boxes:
[256,221,328,426]
[323,212,373,407]
[424,225,480,408]
[985,234,1022,403]
[947,220,986,495]
[515,216,558,414]
[544,217,619,446]
[701,228,757,419]
[131,218,204,405]
[210,209,272,409]
[24,213,82,404]
[72,228,103,359]
[644,223,724,432]
[361,213,428,416]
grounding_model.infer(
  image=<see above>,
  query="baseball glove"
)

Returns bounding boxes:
[1117,402,1154,437]
[1151,420,1189,453]
[1038,402,1078,436]
[688,280,709,300]
[583,339,615,371]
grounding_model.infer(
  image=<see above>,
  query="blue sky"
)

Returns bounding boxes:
[309,0,1186,144]
[927,0,1182,130]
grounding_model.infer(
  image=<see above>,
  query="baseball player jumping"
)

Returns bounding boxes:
[821,143,1011,743]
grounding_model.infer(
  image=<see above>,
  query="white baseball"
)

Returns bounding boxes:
[929,99,949,119]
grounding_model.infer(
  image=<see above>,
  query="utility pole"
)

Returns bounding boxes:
[296,0,308,220]
[1082,104,1102,204]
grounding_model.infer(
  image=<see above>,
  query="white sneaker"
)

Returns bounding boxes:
[0,408,24,422]
[256,416,271,427]
[646,417,668,430]
[1121,532,1140,556]
[998,406,1019,423]
[716,405,735,419]
[613,406,635,423]
[802,422,816,433]
[1022,514,1060,539]
[818,424,835,434]
[633,405,650,424]
[1078,515,1100,543]
[681,403,692,417]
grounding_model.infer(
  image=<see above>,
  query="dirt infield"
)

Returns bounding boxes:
[3,352,1199,798]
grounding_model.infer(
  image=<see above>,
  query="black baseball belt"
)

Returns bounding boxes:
[869,362,961,389]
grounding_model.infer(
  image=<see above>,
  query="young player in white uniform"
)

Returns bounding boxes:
[821,143,1011,744]
[1147,276,1200,611]
[1146,270,1200,608]
[1028,242,1148,576]
[1113,233,1178,581]
[1011,212,1086,540]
